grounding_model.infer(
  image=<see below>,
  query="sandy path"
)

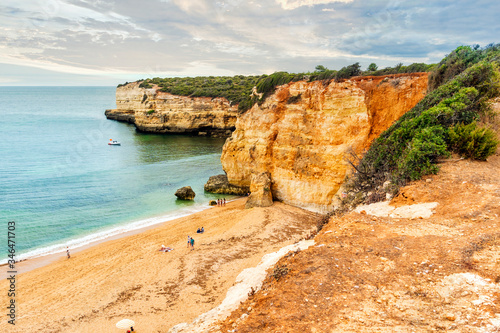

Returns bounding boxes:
[0,199,320,333]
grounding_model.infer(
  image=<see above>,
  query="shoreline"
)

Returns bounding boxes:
[0,198,321,333]
[8,198,242,276]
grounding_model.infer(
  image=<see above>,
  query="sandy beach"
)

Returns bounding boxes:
[0,198,320,333]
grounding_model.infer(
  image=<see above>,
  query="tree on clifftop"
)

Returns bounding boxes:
[367,63,378,71]
[315,65,328,72]
[336,63,362,79]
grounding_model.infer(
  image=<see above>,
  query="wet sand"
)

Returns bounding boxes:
[0,198,320,333]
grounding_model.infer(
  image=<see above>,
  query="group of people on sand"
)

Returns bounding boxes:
[217,198,226,206]
[160,228,204,253]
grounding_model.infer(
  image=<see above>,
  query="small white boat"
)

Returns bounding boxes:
[108,139,121,146]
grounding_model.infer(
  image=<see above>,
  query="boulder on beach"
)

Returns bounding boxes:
[204,174,249,195]
[175,186,196,200]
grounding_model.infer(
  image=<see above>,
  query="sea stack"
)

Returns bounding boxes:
[245,172,273,208]
[175,186,196,200]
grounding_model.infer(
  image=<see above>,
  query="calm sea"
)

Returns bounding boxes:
[0,86,232,263]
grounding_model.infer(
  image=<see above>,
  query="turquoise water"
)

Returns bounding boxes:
[0,86,232,262]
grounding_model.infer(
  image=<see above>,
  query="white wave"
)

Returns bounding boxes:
[1,202,221,265]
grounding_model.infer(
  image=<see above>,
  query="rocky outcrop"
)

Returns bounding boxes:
[245,172,273,208]
[204,174,249,195]
[221,73,429,212]
[104,109,135,123]
[175,186,196,200]
[106,82,239,137]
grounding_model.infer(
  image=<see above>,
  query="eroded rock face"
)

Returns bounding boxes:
[175,186,196,200]
[245,172,273,209]
[204,174,249,195]
[221,73,428,212]
[106,82,239,137]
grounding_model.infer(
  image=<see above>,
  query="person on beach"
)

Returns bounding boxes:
[190,237,195,249]
[223,198,226,206]
[159,244,173,252]
[66,247,70,259]
[187,236,191,248]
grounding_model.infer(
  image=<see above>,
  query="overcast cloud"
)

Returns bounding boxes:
[0,0,498,85]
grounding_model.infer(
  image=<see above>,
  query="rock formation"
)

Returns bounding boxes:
[221,73,428,212]
[245,172,273,208]
[105,82,239,137]
[175,186,196,200]
[204,174,249,195]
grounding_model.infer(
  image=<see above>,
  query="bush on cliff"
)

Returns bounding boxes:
[335,63,362,79]
[367,62,434,76]
[448,121,499,160]
[429,43,500,91]
[341,52,500,209]
[139,81,153,89]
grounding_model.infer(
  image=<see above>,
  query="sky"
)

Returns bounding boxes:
[0,0,499,86]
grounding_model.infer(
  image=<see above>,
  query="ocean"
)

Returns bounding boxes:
[0,86,232,263]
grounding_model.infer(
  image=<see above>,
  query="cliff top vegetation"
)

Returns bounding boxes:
[121,61,433,113]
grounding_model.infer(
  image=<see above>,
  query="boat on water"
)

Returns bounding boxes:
[108,139,121,146]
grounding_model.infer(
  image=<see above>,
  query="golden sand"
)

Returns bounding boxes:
[0,199,320,333]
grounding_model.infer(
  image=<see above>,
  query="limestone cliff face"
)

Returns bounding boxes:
[221,73,428,212]
[105,82,239,136]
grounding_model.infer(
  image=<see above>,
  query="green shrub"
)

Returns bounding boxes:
[147,109,155,114]
[256,72,297,94]
[448,121,499,160]
[139,81,153,89]
[368,63,433,76]
[428,44,500,91]
[336,63,362,79]
[397,126,449,180]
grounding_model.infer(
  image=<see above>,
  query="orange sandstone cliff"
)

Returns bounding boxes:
[105,81,239,136]
[221,73,429,212]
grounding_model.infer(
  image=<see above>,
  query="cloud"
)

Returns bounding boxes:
[0,0,499,86]
[275,0,353,10]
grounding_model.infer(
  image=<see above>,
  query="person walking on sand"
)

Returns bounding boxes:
[223,198,226,206]
[66,247,70,259]
[187,236,191,248]
[190,237,195,250]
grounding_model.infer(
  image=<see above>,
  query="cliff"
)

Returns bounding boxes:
[221,73,429,212]
[217,154,500,333]
[105,82,239,136]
